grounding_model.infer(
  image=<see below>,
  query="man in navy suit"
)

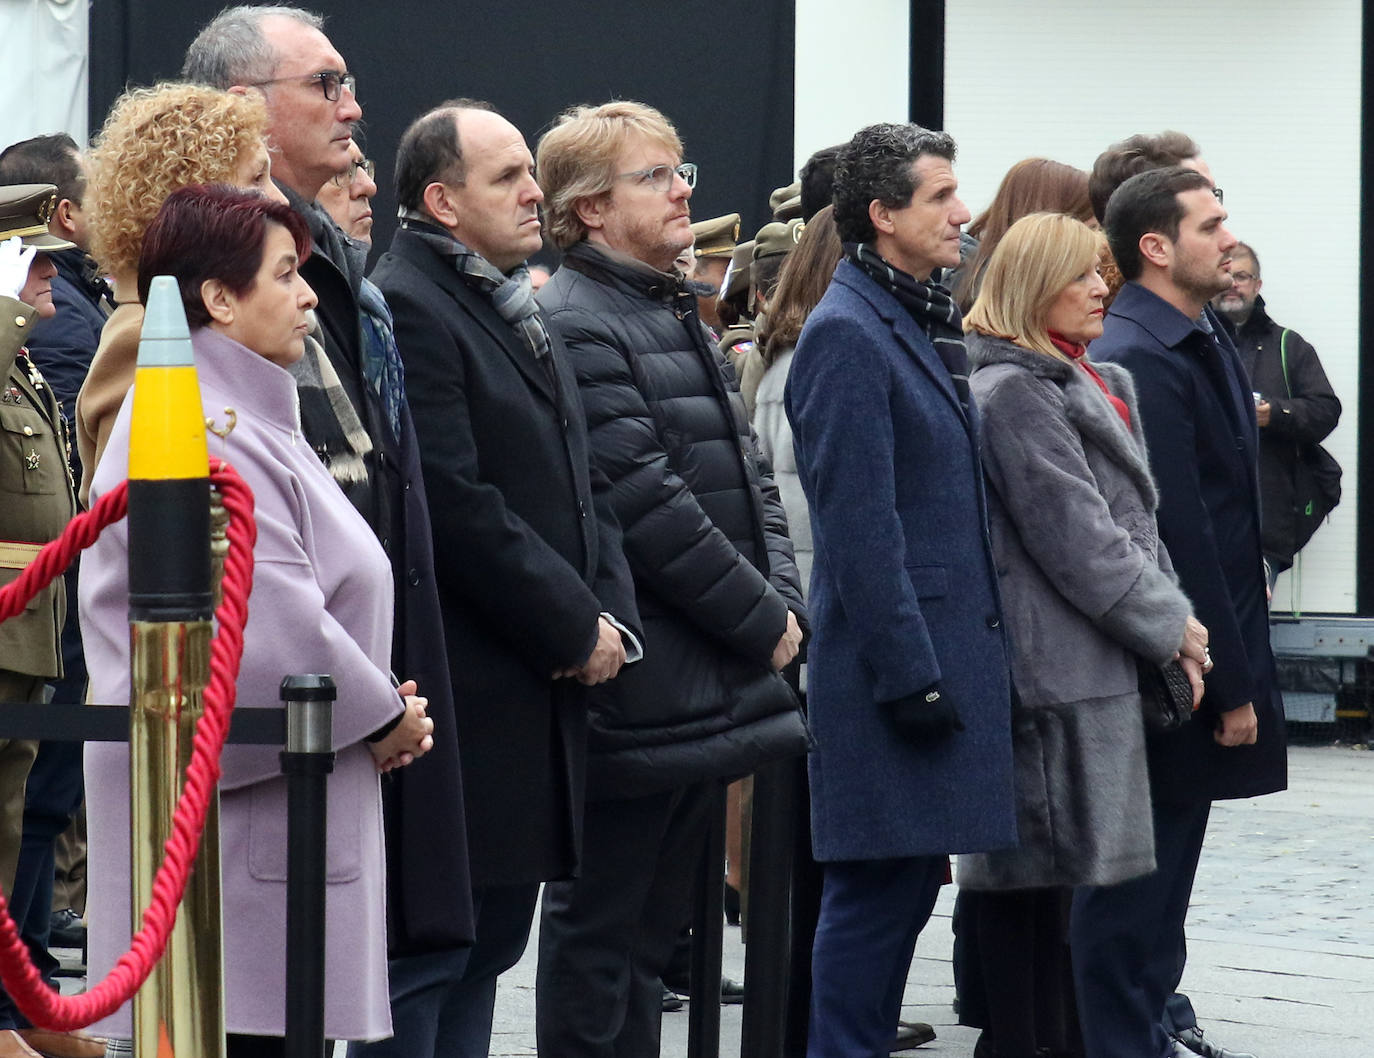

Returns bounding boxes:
[1079,166,1284,1058]
[368,100,641,1058]
[785,123,1018,1058]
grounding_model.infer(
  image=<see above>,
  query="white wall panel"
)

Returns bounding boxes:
[0,0,88,147]
[946,0,1363,612]
[794,0,910,170]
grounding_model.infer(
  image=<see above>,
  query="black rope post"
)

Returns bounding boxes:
[280,674,336,1058]
[687,781,726,1058]
[740,758,796,1058]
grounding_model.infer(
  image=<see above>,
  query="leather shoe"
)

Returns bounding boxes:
[720,975,744,1005]
[661,981,684,1012]
[0,1031,39,1058]
[14,1029,106,1058]
[1171,1027,1257,1058]
[47,910,85,950]
[892,1020,936,1051]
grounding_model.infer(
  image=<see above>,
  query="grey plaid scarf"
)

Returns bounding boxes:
[847,242,969,410]
[400,212,551,363]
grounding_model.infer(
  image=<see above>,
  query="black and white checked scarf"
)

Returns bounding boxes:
[401,212,551,365]
[846,242,970,410]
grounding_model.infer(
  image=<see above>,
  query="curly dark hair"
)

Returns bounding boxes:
[832,123,957,244]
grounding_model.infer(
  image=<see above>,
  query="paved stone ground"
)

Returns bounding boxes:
[486,742,1374,1057]
[71,742,1374,1056]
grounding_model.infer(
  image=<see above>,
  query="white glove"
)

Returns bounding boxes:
[0,236,37,302]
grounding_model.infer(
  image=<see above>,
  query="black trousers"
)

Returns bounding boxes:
[1070,796,1211,1058]
[536,782,715,1058]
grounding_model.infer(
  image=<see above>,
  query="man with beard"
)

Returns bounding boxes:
[534,100,807,1058]
[1079,166,1283,1058]
[1211,241,1341,584]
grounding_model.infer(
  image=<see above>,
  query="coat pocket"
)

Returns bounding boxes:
[0,404,61,496]
[246,771,363,883]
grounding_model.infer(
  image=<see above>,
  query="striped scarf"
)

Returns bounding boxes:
[400,213,550,363]
[846,242,969,410]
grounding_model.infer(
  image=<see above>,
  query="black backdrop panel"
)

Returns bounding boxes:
[89,0,795,264]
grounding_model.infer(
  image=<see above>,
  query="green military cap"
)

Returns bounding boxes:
[769,180,802,221]
[753,218,805,260]
[719,240,755,302]
[0,184,77,251]
[691,213,741,258]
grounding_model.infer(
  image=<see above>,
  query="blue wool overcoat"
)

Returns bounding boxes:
[785,260,1018,862]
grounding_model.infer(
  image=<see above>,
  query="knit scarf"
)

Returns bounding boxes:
[846,242,969,410]
[400,213,551,363]
[289,324,372,484]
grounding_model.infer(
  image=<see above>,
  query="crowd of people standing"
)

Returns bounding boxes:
[0,4,1329,1058]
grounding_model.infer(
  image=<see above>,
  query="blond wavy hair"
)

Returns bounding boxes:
[536,100,682,249]
[87,83,269,277]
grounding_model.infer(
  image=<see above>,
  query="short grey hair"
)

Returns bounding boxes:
[832,122,957,244]
[182,5,325,88]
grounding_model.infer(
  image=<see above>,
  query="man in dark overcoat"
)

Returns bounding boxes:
[784,123,1017,1058]
[1080,166,1284,1058]
[183,6,475,1037]
[369,101,641,1058]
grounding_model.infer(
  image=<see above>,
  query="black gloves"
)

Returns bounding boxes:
[883,683,965,745]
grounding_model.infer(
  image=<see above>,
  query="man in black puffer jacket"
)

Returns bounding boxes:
[534,100,808,1058]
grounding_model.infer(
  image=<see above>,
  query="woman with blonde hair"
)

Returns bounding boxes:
[76,82,284,499]
[958,212,1208,1058]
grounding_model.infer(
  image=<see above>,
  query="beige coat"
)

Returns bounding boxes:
[74,274,141,504]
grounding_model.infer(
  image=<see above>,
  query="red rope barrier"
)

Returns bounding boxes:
[0,461,256,1030]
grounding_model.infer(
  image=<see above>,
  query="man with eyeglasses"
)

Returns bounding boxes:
[534,100,808,1058]
[1211,242,1341,585]
[318,140,378,248]
[183,7,474,1051]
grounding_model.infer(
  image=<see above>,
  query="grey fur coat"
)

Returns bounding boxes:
[958,333,1192,890]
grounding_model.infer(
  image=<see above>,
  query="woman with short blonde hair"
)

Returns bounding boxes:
[964,211,1104,359]
[959,210,1209,1058]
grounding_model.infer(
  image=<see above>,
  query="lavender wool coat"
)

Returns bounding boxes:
[81,328,402,1040]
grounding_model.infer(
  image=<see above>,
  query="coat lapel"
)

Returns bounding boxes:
[836,264,967,424]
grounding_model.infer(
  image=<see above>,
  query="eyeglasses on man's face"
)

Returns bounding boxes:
[617,162,697,193]
[1229,270,1256,284]
[250,70,357,102]
[331,156,376,188]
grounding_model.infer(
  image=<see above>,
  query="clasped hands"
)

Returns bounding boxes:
[368,678,434,773]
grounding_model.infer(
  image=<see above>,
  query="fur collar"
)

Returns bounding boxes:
[967,331,1159,511]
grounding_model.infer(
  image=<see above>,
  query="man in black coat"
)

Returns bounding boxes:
[182,9,475,1042]
[1212,241,1341,580]
[369,100,642,1058]
[534,100,808,1058]
[1080,166,1283,1058]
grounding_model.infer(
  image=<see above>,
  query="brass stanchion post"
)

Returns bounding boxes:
[126,276,224,1058]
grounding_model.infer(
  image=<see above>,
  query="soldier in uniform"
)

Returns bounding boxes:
[0,184,83,1058]
[689,212,739,333]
